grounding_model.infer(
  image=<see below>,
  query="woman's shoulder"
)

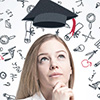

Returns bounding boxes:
[18,91,45,100]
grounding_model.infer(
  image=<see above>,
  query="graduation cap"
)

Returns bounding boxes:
[23,0,78,35]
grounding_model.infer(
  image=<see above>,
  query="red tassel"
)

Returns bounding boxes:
[70,18,76,36]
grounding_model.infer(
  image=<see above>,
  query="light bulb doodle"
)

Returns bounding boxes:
[73,44,85,52]
[81,59,92,68]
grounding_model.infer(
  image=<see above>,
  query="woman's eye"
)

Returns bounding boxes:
[58,55,65,59]
[40,57,49,63]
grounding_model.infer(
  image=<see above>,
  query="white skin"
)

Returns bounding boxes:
[37,38,74,100]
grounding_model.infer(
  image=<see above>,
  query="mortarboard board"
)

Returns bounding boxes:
[23,0,78,35]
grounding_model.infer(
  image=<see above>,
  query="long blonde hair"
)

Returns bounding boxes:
[16,34,75,99]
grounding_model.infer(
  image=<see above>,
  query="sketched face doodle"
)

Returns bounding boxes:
[0,71,7,79]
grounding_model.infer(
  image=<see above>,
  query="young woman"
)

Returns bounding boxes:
[16,34,75,100]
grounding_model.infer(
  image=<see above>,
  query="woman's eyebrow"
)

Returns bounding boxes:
[56,50,67,54]
[37,53,48,58]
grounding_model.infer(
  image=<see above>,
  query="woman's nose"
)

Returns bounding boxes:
[49,59,59,70]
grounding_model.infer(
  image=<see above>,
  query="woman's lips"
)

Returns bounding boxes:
[49,73,63,77]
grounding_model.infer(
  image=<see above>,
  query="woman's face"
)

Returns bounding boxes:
[37,38,72,89]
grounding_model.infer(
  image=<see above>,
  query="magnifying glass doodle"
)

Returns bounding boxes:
[86,13,96,29]
[0,35,16,45]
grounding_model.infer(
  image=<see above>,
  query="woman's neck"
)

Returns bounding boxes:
[40,86,53,100]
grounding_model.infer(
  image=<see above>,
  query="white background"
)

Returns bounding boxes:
[0,0,100,100]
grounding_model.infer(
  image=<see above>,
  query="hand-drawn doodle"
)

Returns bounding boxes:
[58,1,62,4]
[17,0,28,8]
[73,44,85,52]
[82,31,95,42]
[86,13,96,29]
[85,50,98,60]
[72,8,82,15]
[0,55,4,60]
[6,9,13,17]
[17,49,25,60]
[94,61,100,67]
[12,62,22,73]
[0,47,3,52]
[0,71,7,79]
[97,94,100,98]
[95,2,100,8]
[65,23,70,28]
[0,0,5,2]
[56,29,59,36]
[10,73,17,81]
[89,81,100,90]
[73,22,84,38]
[88,70,96,82]
[24,21,35,43]
[4,82,11,86]
[64,22,84,41]
[2,46,16,61]
[5,19,11,29]
[75,0,84,7]
[81,59,92,68]
[0,35,16,45]
[3,93,15,100]
[94,39,100,49]
[27,5,34,13]
[0,12,3,22]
